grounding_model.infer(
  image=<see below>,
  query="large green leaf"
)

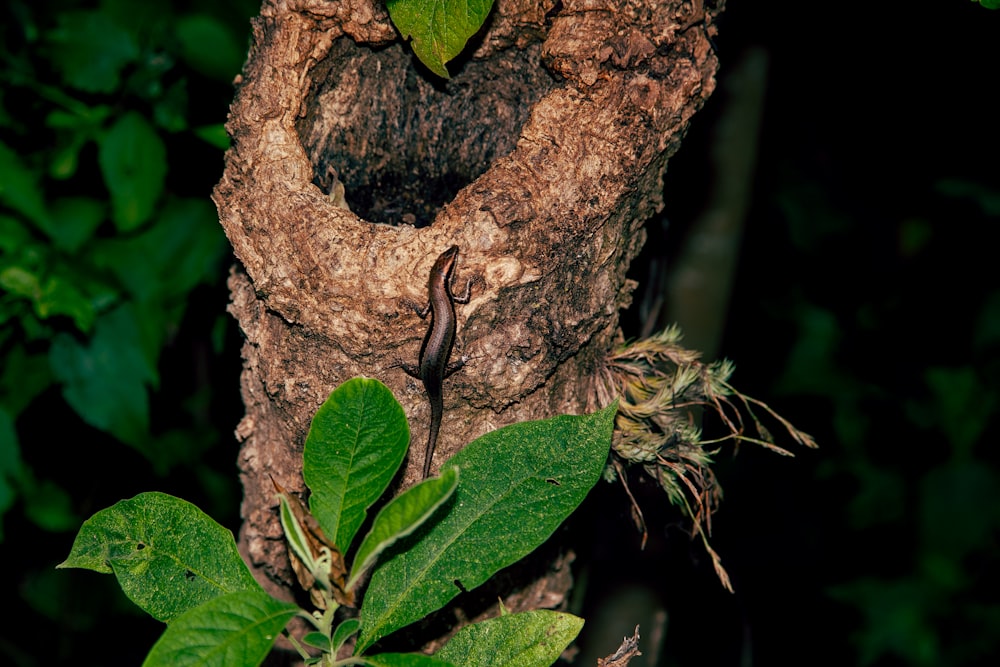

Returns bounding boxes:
[58,492,260,622]
[349,466,459,588]
[93,196,227,303]
[357,403,616,652]
[175,14,247,82]
[98,112,167,231]
[385,0,495,78]
[141,590,298,667]
[436,610,584,667]
[49,304,157,447]
[47,197,105,253]
[304,378,410,553]
[45,10,139,93]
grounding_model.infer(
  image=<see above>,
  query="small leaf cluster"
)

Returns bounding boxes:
[0,1,251,539]
[60,378,617,666]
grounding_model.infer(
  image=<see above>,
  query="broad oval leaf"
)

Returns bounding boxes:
[357,403,616,652]
[386,0,495,78]
[175,14,247,82]
[436,610,584,667]
[332,618,362,654]
[49,304,156,448]
[92,196,227,303]
[46,10,139,93]
[48,197,105,253]
[142,590,299,667]
[303,631,332,651]
[58,492,259,622]
[98,112,166,231]
[304,378,409,553]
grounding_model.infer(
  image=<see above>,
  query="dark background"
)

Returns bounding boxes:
[2,1,997,665]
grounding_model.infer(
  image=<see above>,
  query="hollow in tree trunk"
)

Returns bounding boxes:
[213,0,722,654]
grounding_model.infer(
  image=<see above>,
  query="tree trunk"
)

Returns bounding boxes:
[213,0,721,645]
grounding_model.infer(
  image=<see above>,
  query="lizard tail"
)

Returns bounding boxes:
[422,402,443,479]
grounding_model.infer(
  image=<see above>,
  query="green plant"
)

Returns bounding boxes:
[385,0,494,78]
[59,377,616,666]
[0,0,253,540]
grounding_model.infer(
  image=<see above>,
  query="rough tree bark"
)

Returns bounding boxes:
[212,0,721,650]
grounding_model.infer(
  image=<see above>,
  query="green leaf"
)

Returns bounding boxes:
[332,618,361,654]
[385,0,495,78]
[357,403,616,652]
[154,80,190,133]
[142,590,299,667]
[362,654,456,667]
[0,214,32,254]
[828,578,939,665]
[436,610,584,667]
[20,469,79,532]
[45,105,112,181]
[36,272,97,331]
[193,124,231,150]
[49,135,86,181]
[49,304,158,447]
[349,466,459,588]
[278,493,320,574]
[47,198,105,253]
[98,112,167,231]
[93,196,227,302]
[922,366,996,452]
[0,408,24,541]
[45,10,139,93]
[58,492,260,622]
[0,266,40,299]
[0,262,97,332]
[303,630,333,651]
[175,15,247,82]
[303,378,410,553]
[0,141,49,228]
[0,343,53,416]
[45,105,114,131]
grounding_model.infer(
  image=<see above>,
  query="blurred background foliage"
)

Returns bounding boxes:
[0,0,255,663]
[1,1,998,666]
[661,2,1000,665]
